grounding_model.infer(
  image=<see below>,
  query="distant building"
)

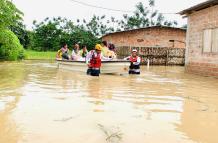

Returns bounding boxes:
[180,0,218,77]
[101,26,186,48]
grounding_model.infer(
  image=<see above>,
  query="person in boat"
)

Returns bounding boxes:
[108,43,117,59]
[108,43,116,52]
[101,41,117,59]
[124,49,141,75]
[71,43,81,60]
[101,41,109,57]
[79,45,88,58]
[56,43,70,60]
[56,50,62,59]
[86,44,112,76]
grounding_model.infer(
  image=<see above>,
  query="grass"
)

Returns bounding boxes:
[25,50,57,60]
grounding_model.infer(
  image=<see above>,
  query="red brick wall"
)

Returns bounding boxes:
[102,27,186,48]
[186,5,218,77]
[186,62,218,77]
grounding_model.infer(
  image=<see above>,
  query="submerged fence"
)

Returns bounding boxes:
[116,46,185,66]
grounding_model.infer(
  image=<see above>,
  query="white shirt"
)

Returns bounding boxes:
[124,56,141,65]
[86,50,112,64]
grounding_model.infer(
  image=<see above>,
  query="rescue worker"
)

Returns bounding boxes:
[124,49,141,75]
[86,44,111,76]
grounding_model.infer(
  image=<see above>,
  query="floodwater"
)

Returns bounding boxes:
[0,61,218,143]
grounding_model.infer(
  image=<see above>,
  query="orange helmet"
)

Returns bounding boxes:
[95,44,102,51]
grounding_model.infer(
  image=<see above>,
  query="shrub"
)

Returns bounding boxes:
[0,28,25,60]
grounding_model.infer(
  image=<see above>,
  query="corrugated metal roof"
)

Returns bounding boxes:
[179,0,218,15]
[101,26,186,38]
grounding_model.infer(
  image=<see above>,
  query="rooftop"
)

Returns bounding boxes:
[101,26,186,38]
[179,0,218,16]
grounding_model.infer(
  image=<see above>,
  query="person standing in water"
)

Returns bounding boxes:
[125,49,141,75]
[86,44,112,76]
[86,44,102,76]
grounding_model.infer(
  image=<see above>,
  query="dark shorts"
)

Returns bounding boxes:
[129,71,140,75]
[87,68,100,76]
[87,68,92,75]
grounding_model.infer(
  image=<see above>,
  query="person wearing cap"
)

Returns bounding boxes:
[124,49,141,75]
[86,44,112,76]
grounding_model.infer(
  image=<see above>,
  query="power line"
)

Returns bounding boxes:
[69,0,133,13]
[69,0,178,15]
[161,12,179,15]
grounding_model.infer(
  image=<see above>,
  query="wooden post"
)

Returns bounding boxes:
[166,47,169,66]
[147,59,150,70]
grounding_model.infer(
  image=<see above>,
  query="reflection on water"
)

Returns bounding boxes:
[0,61,218,143]
[0,62,26,143]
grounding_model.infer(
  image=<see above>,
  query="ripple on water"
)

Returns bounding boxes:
[1,61,218,143]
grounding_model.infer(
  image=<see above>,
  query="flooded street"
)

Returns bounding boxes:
[0,61,218,143]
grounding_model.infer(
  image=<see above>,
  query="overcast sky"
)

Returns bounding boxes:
[13,0,206,29]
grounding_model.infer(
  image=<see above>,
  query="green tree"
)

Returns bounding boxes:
[0,0,23,28]
[0,28,25,60]
[31,17,100,51]
[72,0,179,37]
[74,29,100,50]
[32,18,63,51]
[78,15,116,37]
[182,24,187,29]
[10,22,31,49]
[0,0,25,60]
[119,1,178,30]
[84,15,106,36]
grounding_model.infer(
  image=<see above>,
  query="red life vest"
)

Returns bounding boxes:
[130,56,138,62]
[90,51,101,68]
[129,56,140,71]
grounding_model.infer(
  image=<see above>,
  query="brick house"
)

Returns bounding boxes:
[101,26,186,48]
[180,0,218,77]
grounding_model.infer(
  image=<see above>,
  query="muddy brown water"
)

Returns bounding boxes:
[0,60,218,143]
